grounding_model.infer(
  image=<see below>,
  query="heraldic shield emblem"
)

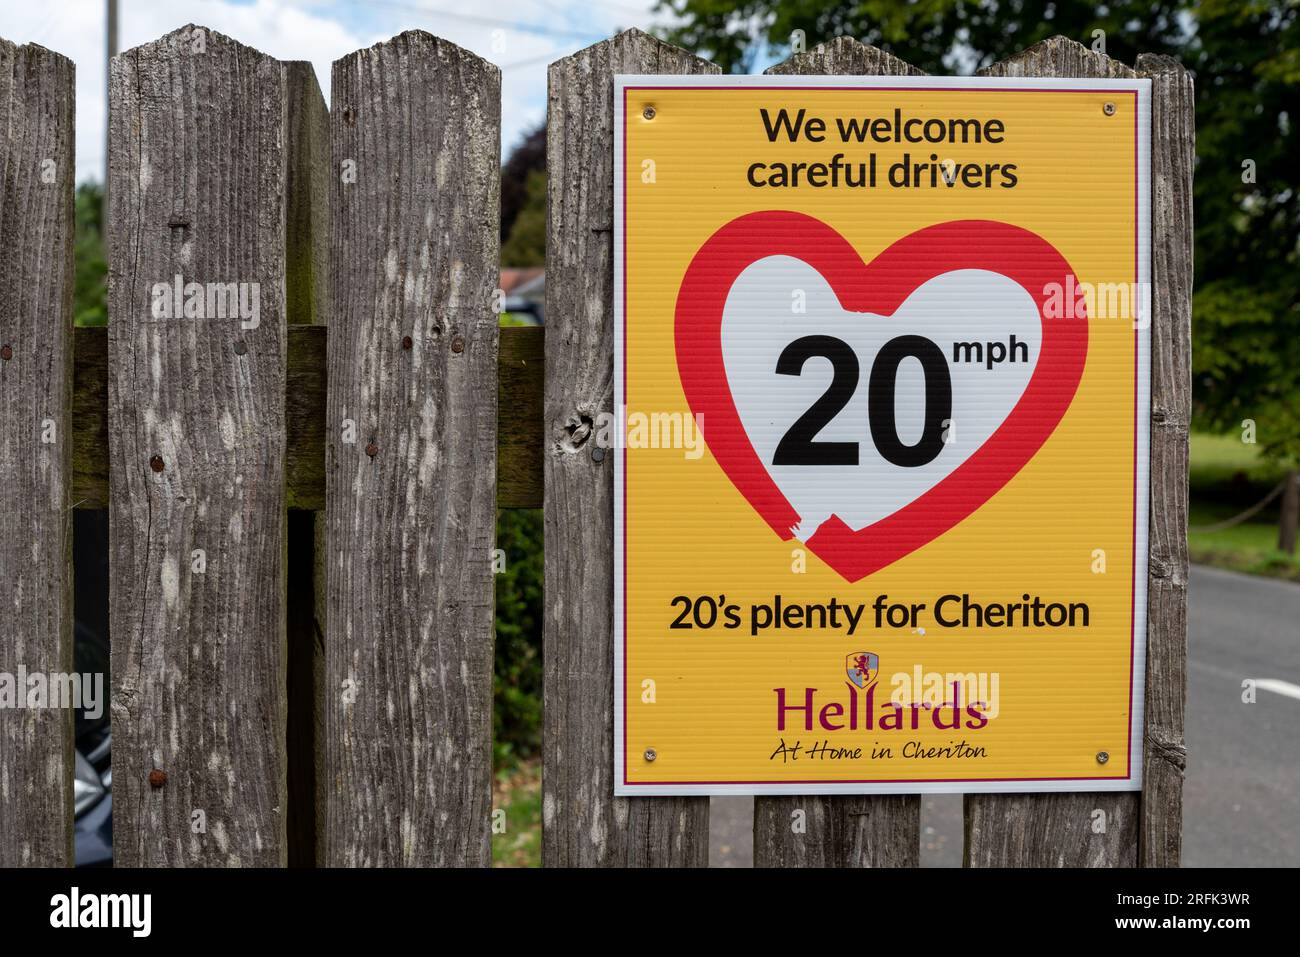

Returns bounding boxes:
[846,652,879,689]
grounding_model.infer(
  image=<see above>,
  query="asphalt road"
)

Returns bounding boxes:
[709,564,1300,867]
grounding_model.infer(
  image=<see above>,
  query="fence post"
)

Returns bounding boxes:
[963,35,1191,867]
[324,31,500,867]
[542,28,717,868]
[0,37,75,868]
[751,37,926,869]
[108,25,289,866]
[1135,51,1193,868]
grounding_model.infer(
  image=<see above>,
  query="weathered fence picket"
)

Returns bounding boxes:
[324,31,500,867]
[0,22,1191,870]
[542,29,717,868]
[71,322,542,511]
[0,38,75,868]
[1135,51,1194,869]
[107,26,290,866]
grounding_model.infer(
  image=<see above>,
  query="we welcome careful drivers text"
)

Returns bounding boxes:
[746,107,1020,189]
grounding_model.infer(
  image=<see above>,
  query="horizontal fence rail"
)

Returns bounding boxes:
[71,325,543,510]
[0,21,1190,869]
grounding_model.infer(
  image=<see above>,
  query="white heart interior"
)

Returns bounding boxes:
[719,255,1041,540]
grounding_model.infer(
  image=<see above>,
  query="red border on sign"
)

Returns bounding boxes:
[620,85,1143,788]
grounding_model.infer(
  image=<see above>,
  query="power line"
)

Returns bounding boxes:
[534,0,654,21]
[347,0,606,41]
[500,49,567,71]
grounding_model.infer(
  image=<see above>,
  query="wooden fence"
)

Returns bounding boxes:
[0,25,1192,867]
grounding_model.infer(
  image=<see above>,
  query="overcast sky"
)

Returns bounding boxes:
[0,0,682,183]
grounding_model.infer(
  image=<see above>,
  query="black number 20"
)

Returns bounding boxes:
[773,334,952,468]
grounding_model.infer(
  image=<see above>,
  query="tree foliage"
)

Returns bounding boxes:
[501,169,547,267]
[501,124,546,245]
[74,181,107,327]
[656,0,1188,73]
[493,508,544,764]
[1189,1,1299,465]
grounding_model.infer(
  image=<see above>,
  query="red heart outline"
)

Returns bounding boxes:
[674,211,1088,582]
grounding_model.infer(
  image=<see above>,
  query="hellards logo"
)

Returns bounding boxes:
[776,654,993,732]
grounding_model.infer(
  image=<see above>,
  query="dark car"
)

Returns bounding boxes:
[73,512,112,866]
[73,619,112,866]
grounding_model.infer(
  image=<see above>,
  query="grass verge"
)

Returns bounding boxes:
[492,758,541,867]
[1187,433,1298,582]
[1188,501,1300,582]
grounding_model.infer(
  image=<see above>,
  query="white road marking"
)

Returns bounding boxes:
[1190,661,1300,700]
[1255,679,1300,701]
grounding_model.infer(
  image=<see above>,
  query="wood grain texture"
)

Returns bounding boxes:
[962,36,1155,868]
[108,25,288,867]
[72,324,543,509]
[284,325,328,509]
[755,37,922,869]
[542,29,717,868]
[0,36,75,868]
[965,790,1138,867]
[498,326,543,507]
[766,35,924,77]
[1136,51,1193,868]
[324,31,499,867]
[73,326,110,508]
[755,795,920,867]
[977,34,1139,80]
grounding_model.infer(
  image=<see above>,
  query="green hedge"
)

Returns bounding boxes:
[493,508,543,766]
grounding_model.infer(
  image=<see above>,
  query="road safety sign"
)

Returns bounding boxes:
[614,75,1151,795]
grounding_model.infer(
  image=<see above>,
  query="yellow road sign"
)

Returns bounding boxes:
[615,76,1151,795]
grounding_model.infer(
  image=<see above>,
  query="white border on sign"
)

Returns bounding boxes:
[613,74,1152,796]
